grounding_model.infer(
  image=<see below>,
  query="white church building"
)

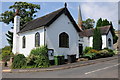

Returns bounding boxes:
[12,3,113,60]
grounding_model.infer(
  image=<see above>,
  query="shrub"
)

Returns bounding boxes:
[11,54,26,69]
[27,46,49,68]
[83,53,97,60]
[30,46,48,56]
[83,47,92,54]
[87,49,98,54]
[103,48,115,57]
[26,54,36,66]
[1,50,14,61]
[34,54,49,68]
[97,50,109,57]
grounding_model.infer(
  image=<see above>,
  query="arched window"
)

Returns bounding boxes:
[59,32,69,48]
[108,38,111,47]
[35,32,40,47]
[22,36,26,48]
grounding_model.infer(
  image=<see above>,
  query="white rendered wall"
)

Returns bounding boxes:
[46,14,79,60]
[18,27,45,57]
[79,37,89,50]
[102,35,107,49]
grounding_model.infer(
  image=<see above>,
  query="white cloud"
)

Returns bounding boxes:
[80,2,118,29]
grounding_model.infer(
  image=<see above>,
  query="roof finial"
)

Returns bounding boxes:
[65,2,67,8]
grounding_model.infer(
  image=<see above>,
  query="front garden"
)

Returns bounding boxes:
[82,47,115,60]
[1,45,117,69]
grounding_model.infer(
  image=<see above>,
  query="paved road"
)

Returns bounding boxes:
[2,58,119,78]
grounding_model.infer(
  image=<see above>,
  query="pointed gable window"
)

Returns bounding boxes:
[22,36,26,48]
[108,38,112,47]
[59,32,69,48]
[35,32,40,47]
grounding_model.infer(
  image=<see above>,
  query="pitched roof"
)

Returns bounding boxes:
[79,25,112,37]
[19,7,81,33]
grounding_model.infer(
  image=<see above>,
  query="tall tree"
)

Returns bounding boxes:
[82,18,95,29]
[101,19,110,26]
[5,31,13,50]
[96,18,102,27]
[93,28,102,50]
[0,2,40,48]
[96,18,118,44]
[109,22,118,44]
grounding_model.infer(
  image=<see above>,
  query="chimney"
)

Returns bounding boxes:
[12,9,20,54]
[78,5,84,31]
[15,9,19,16]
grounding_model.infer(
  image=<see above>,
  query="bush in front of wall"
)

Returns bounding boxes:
[83,47,93,54]
[97,50,109,58]
[83,53,97,60]
[103,48,115,57]
[27,46,49,68]
[34,54,49,68]
[30,46,48,56]
[87,49,98,54]
[11,54,26,69]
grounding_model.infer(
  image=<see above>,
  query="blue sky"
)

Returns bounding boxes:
[0,2,118,48]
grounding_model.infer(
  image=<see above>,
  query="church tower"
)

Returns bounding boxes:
[12,9,20,54]
[78,5,83,31]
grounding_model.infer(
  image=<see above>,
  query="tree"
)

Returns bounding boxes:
[101,19,110,26]
[0,2,40,48]
[96,18,102,27]
[82,18,95,29]
[109,22,118,44]
[93,28,102,50]
[96,18,118,44]
[5,31,13,50]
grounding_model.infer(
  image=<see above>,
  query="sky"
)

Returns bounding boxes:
[0,1,119,48]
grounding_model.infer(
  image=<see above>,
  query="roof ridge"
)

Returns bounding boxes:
[39,8,64,19]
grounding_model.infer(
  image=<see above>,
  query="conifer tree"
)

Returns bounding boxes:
[93,28,102,50]
[101,19,110,26]
[96,18,118,44]
[96,18,102,27]
[5,31,13,50]
[109,22,118,44]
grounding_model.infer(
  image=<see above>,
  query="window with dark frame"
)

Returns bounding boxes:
[108,38,111,47]
[35,32,40,47]
[59,32,69,48]
[22,36,26,48]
